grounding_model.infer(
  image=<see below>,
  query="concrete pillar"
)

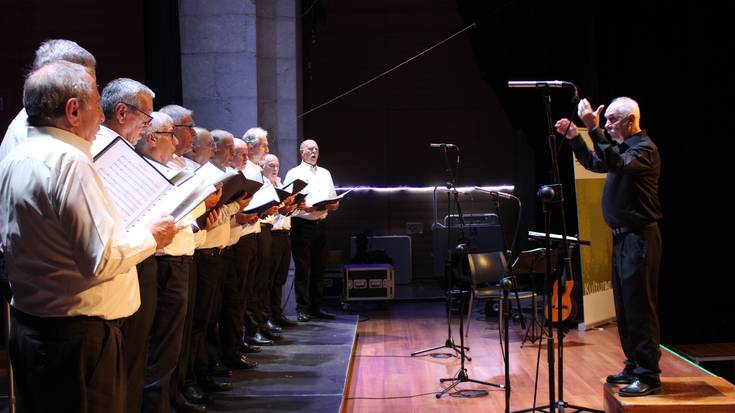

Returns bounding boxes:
[179,0,300,172]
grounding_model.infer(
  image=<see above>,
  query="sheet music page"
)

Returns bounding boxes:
[94,138,169,229]
[243,184,280,214]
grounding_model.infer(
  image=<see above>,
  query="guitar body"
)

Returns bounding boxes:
[545,280,577,322]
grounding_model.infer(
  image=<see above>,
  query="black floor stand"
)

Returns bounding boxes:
[512,89,602,413]
[520,290,545,347]
[411,289,471,361]
[436,285,503,399]
[412,144,470,362]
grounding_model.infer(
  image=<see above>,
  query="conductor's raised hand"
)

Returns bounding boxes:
[577,98,604,130]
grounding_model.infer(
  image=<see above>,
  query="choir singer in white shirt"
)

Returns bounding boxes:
[284,139,339,322]
[0,61,175,413]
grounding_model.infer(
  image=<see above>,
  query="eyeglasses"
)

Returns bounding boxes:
[606,115,629,127]
[152,131,176,138]
[174,124,196,130]
[122,102,153,125]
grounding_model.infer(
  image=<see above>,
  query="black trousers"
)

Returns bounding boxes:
[173,259,197,395]
[10,308,126,413]
[270,230,292,318]
[122,256,158,413]
[290,217,328,314]
[611,223,662,383]
[255,224,275,321]
[142,255,191,413]
[234,233,259,337]
[219,246,246,359]
[191,249,226,379]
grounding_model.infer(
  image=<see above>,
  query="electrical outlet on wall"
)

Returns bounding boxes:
[405,222,423,235]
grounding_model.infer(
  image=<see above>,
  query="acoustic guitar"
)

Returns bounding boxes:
[544,279,577,322]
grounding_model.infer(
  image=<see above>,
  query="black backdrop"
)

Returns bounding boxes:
[0,1,732,346]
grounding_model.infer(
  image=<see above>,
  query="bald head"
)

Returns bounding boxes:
[604,96,642,142]
[24,61,103,141]
[231,138,249,170]
[211,129,235,169]
[299,139,319,165]
[187,127,214,165]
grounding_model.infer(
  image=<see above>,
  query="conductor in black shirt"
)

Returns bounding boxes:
[555,96,662,397]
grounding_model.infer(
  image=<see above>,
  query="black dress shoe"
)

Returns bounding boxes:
[208,360,232,378]
[246,331,274,346]
[182,382,205,404]
[297,311,311,322]
[273,314,298,327]
[259,327,282,341]
[619,379,661,397]
[224,353,259,369]
[606,369,635,384]
[240,340,262,353]
[200,376,233,393]
[174,391,208,413]
[267,319,283,333]
[309,309,336,319]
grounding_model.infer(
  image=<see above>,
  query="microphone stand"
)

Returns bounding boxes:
[412,145,469,361]
[512,89,602,413]
[433,145,503,398]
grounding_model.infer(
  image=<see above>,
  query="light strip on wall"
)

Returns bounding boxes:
[335,185,515,193]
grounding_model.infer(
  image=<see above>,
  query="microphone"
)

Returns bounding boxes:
[507,80,575,89]
[429,143,457,148]
[491,191,515,200]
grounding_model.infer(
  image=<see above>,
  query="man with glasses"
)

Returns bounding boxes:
[555,97,662,397]
[91,78,155,156]
[160,104,197,169]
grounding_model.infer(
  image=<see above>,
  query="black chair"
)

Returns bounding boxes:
[465,251,533,337]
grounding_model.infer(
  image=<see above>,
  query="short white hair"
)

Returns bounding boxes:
[159,104,193,124]
[242,127,268,145]
[101,78,155,119]
[32,39,96,71]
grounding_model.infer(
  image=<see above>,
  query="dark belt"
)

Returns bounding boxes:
[197,247,225,256]
[156,254,194,263]
[272,229,289,234]
[261,223,273,228]
[11,307,125,330]
[612,222,656,236]
[293,217,324,225]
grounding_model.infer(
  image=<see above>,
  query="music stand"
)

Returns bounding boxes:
[512,247,555,346]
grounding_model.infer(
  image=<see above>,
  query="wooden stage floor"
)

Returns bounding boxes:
[343,301,711,413]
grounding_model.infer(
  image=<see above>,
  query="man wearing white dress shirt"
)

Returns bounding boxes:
[160,104,196,170]
[92,79,158,413]
[0,39,97,302]
[135,112,202,412]
[0,61,175,412]
[261,154,298,328]
[284,139,339,322]
[241,127,284,340]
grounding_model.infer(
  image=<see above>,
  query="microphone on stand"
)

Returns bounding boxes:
[490,191,515,200]
[429,143,457,148]
[507,80,574,88]
[508,80,578,97]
